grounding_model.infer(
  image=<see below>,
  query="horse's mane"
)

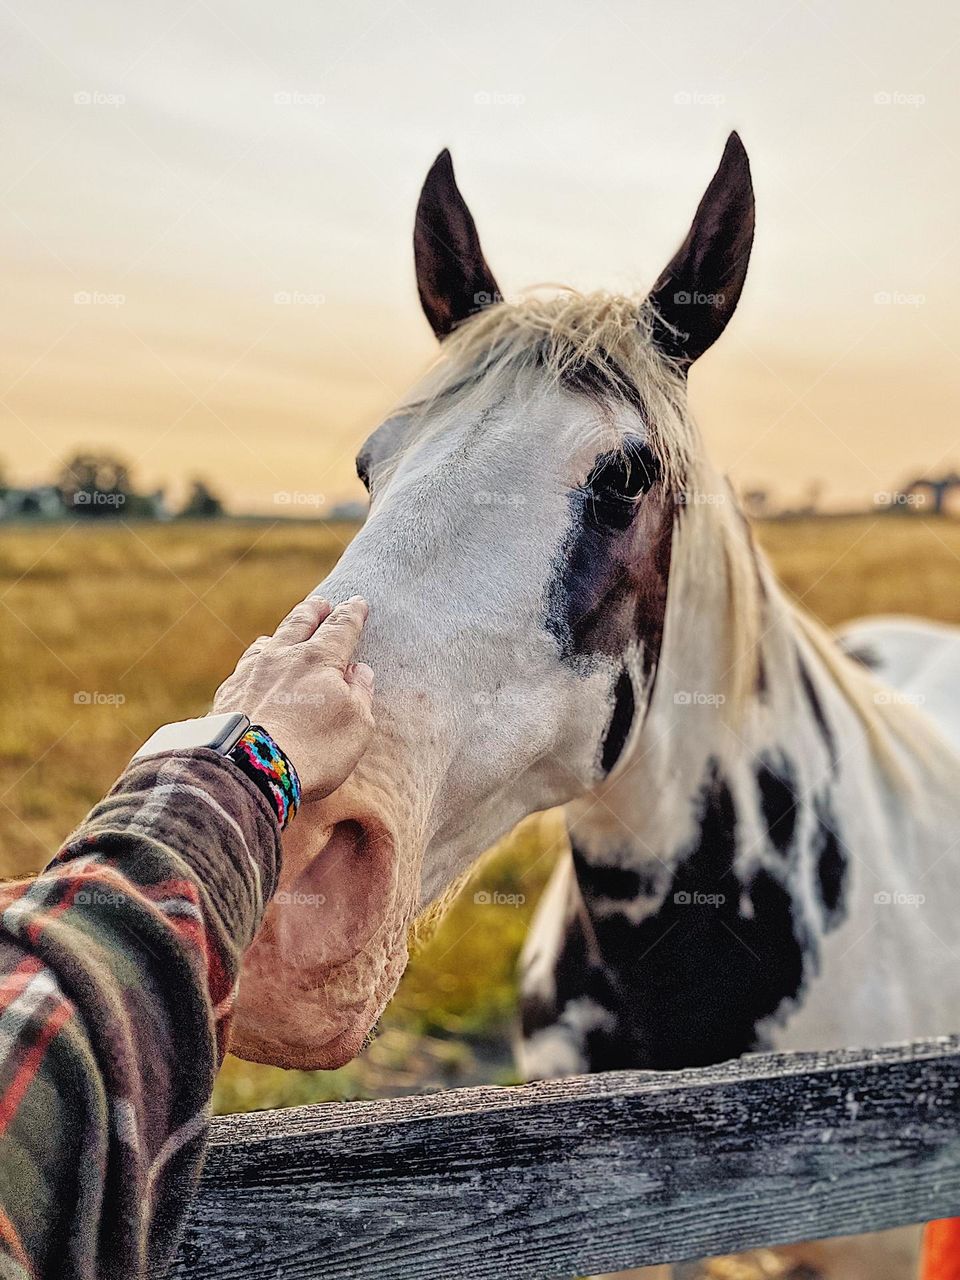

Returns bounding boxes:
[415,289,696,490]
[406,288,947,786]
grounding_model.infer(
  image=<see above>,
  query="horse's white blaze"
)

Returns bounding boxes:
[314,382,622,903]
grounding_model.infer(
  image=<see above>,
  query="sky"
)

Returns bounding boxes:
[1,0,959,513]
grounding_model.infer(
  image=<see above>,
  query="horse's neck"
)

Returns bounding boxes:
[562,571,906,1068]
[573,572,864,868]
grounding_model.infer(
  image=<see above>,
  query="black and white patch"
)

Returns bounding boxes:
[797,650,839,771]
[599,669,636,775]
[812,791,848,928]
[544,449,674,692]
[756,751,800,856]
[534,760,816,1073]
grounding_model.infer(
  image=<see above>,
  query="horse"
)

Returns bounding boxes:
[229,136,960,1108]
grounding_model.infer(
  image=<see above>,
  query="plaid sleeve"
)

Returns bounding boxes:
[0,748,282,1280]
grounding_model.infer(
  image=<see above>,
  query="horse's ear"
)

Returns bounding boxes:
[414,150,501,340]
[647,132,754,366]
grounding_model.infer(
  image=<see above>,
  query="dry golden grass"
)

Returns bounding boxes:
[0,520,360,875]
[757,515,960,627]
[0,513,958,1111]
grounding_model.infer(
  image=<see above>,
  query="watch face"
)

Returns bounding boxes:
[131,712,250,761]
[205,712,251,752]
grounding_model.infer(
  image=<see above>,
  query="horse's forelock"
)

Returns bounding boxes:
[402,290,695,492]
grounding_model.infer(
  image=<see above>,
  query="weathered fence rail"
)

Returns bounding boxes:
[173,1035,960,1280]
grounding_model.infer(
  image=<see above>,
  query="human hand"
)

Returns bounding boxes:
[213,594,375,803]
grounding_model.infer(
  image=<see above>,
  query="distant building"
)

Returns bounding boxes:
[146,489,171,520]
[0,486,65,519]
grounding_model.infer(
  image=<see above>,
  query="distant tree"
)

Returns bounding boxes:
[58,452,131,517]
[901,471,960,516]
[124,487,168,518]
[743,488,771,518]
[803,479,824,514]
[179,478,224,519]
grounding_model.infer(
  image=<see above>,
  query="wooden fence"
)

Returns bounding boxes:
[172,1035,960,1279]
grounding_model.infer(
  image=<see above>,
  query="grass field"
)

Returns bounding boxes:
[1,513,959,1114]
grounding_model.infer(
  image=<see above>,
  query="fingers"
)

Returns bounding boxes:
[345,663,376,759]
[310,596,369,669]
[239,634,272,661]
[345,661,376,701]
[271,594,333,646]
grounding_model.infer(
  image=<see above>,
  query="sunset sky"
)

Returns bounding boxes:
[1,0,959,512]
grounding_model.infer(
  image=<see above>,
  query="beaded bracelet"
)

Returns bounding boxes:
[228,725,301,829]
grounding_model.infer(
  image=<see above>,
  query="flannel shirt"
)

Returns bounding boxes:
[0,747,282,1279]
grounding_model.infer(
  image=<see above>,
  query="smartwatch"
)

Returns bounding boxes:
[130,712,301,828]
[131,712,250,761]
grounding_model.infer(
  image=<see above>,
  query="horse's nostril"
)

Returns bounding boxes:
[273,817,395,967]
[316,819,366,878]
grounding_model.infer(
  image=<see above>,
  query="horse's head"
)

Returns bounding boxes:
[232,134,755,1069]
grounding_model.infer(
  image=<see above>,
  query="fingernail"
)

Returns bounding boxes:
[355,662,375,690]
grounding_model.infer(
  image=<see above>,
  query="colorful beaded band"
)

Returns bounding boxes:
[228,725,301,830]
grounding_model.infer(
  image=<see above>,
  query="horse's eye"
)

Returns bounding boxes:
[584,442,659,528]
[356,454,371,491]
